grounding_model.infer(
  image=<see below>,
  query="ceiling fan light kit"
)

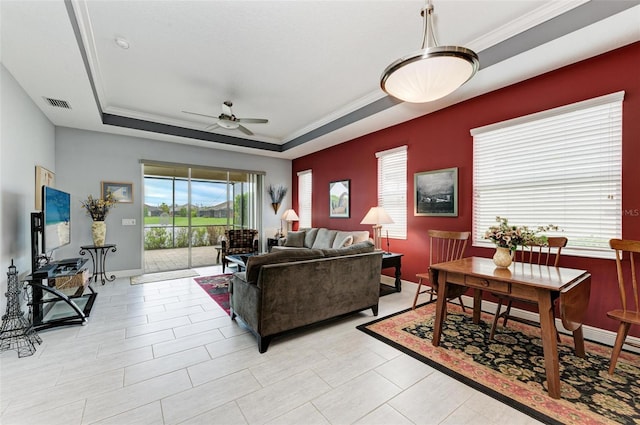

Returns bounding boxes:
[381,1,479,103]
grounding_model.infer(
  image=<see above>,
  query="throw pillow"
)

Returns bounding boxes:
[303,228,319,248]
[332,231,354,249]
[284,231,305,247]
[312,228,337,249]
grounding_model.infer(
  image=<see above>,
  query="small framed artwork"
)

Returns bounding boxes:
[35,166,55,210]
[102,181,134,203]
[329,179,350,218]
[414,167,458,216]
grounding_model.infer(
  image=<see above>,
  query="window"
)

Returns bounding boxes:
[297,170,312,228]
[376,146,407,239]
[472,91,623,257]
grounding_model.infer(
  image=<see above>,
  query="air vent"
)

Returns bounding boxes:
[43,97,71,109]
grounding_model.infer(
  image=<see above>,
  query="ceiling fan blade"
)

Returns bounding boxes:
[237,125,254,136]
[237,118,268,124]
[182,110,218,119]
[204,123,220,132]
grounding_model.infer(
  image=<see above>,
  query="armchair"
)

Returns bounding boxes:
[221,229,259,272]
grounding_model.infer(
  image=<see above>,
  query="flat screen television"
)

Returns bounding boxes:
[42,185,71,253]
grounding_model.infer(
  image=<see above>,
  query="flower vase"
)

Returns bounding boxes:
[493,247,512,268]
[92,221,106,246]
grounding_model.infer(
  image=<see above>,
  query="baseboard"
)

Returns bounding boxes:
[398,280,640,353]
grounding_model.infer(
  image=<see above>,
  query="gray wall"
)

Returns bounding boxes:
[54,127,291,275]
[1,63,292,318]
[0,64,56,316]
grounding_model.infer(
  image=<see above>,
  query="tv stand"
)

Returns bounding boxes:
[23,259,97,331]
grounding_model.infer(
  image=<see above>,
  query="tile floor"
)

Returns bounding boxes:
[0,266,543,425]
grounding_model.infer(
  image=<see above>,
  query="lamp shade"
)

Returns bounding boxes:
[360,207,394,225]
[380,1,479,103]
[281,209,299,221]
[381,46,479,103]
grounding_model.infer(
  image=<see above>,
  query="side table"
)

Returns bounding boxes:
[80,244,117,285]
[381,252,403,295]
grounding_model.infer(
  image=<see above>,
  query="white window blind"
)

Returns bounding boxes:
[472,91,623,257]
[376,146,407,239]
[297,170,312,228]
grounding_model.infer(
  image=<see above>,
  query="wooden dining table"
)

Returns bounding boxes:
[430,256,591,399]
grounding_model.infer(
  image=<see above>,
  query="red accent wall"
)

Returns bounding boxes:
[292,42,640,333]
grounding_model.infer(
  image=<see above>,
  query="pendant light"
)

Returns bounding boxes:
[380,1,479,103]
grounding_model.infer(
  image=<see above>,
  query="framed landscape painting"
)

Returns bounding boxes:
[102,181,133,203]
[414,167,458,216]
[329,179,350,218]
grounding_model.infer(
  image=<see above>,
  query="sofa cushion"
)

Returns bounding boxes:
[284,231,305,247]
[321,240,375,257]
[350,231,371,244]
[245,249,325,283]
[332,231,354,249]
[303,228,319,248]
[312,228,337,249]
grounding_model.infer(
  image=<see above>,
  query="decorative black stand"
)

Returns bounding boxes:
[80,244,117,285]
[0,260,42,357]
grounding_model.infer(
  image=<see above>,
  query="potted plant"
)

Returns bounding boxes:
[81,191,116,246]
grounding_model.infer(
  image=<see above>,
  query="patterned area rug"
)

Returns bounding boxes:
[357,302,640,425]
[194,274,231,315]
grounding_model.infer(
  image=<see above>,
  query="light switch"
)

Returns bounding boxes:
[122,218,136,226]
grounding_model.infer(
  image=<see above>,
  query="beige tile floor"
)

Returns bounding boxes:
[0,266,543,425]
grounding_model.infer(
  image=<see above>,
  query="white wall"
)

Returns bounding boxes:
[0,64,56,316]
[54,127,292,275]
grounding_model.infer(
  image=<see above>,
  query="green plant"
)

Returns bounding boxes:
[144,227,171,250]
[81,192,116,221]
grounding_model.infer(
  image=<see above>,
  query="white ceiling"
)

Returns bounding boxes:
[2,0,639,160]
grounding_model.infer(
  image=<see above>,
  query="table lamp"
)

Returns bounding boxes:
[281,209,299,235]
[360,206,394,251]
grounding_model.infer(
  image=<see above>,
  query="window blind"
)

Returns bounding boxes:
[297,170,312,228]
[376,146,407,239]
[472,91,623,257]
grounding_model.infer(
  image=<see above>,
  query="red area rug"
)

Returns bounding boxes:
[358,302,640,425]
[194,274,231,315]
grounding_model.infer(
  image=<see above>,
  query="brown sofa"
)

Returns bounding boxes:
[229,241,382,352]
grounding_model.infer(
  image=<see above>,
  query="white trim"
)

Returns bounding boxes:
[375,145,407,158]
[297,169,311,176]
[470,91,625,136]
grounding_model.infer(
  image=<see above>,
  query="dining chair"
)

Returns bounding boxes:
[412,230,470,310]
[488,236,568,340]
[607,238,640,374]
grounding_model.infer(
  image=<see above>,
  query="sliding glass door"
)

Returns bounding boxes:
[143,163,262,273]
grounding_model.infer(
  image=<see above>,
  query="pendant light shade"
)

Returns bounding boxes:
[381,2,479,103]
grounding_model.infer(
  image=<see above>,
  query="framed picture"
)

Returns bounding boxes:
[414,167,458,216]
[102,181,133,203]
[35,165,55,210]
[329,179,350,218]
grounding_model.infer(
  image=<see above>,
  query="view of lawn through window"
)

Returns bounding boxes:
[143,168,255,252]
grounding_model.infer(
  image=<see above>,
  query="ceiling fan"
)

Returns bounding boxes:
[182,101,268,136]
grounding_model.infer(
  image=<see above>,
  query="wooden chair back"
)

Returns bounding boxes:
[607,238,640,373]
[428,230,471,265]
[412,230,470,310]
[515,236,568,266]
[610,238,640,314]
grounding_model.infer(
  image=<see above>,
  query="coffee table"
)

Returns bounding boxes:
[224,253,255,272]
